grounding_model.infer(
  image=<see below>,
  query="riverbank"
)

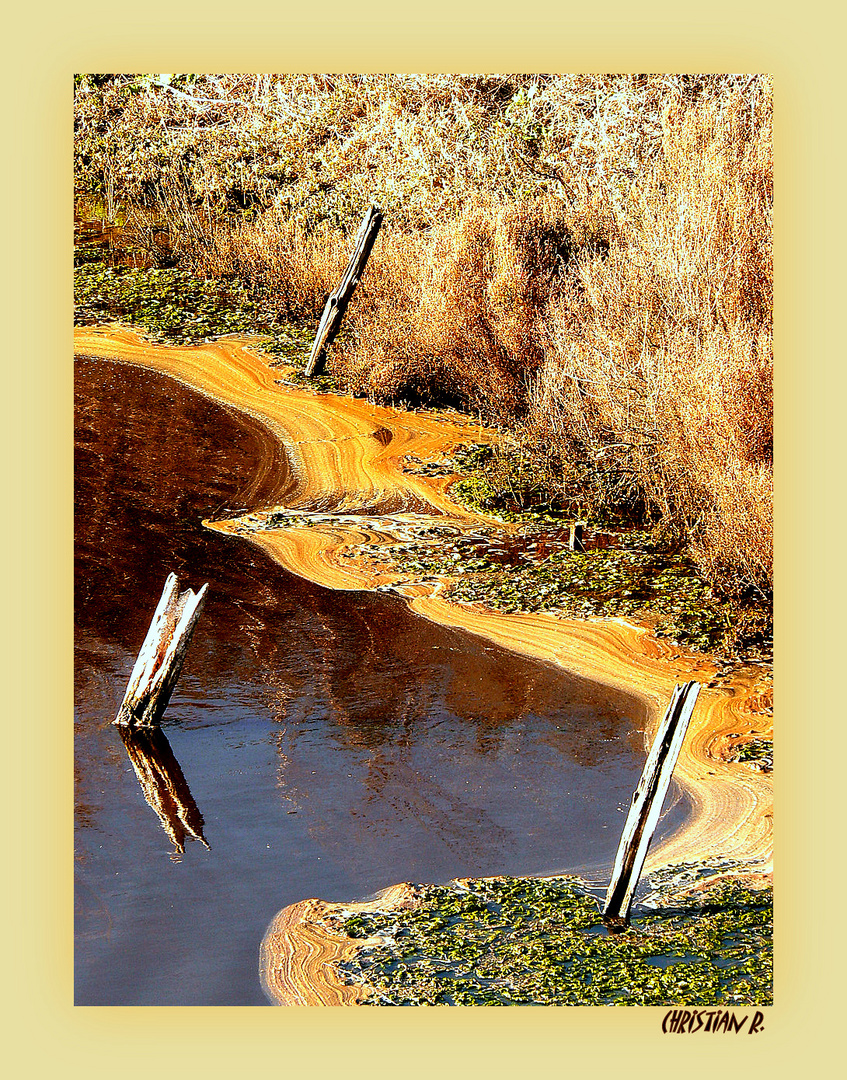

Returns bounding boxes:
[261,872,772,1006]
[75,75,773,609]
[74,325,772,1005]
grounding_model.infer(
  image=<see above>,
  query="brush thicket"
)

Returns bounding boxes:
[75,73,772,594]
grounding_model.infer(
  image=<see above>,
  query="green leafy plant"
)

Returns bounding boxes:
[332,873,772,1006]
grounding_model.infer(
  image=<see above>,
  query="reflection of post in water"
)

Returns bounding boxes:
[118,725,209,855]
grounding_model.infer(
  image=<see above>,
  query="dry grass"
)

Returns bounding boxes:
[527,91,772,590]
[74,73,772,594]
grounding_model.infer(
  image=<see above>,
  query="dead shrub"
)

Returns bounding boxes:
[334,196,575,417]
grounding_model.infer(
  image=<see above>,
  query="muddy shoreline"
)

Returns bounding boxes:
[74,325,773,1005]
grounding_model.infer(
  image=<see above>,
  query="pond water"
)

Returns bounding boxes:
[74,356,686,1006]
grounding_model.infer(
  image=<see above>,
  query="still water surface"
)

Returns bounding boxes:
[74,356,684,1005]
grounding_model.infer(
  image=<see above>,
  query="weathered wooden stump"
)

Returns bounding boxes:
[304,204,383,378]
[603,680,701,925]
[113,573,208,729]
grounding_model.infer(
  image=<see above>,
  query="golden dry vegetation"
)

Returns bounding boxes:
[74,73,772,597]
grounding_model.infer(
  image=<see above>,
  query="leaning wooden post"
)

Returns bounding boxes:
[304,204,383,378]
[603,681,701,925]
[114,573,209,729]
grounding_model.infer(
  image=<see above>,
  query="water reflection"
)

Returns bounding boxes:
[118,725,208,857]
[73,355,679,1006]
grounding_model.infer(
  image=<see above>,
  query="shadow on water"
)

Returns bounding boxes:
[74,356,687,1005]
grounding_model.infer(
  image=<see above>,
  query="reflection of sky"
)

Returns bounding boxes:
[73,357,683,1006]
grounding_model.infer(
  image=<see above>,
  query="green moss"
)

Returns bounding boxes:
[332,873,772,1007]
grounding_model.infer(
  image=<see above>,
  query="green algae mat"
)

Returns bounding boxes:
[329,873,772,1007]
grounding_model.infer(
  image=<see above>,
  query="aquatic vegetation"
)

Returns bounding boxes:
[731,738,773,772]
[73,257,352,395]
[377,529,734,654]
[73,261,312,360]
[77,324,773,1006]
[333,873,772,1006]
[344,440,771,664]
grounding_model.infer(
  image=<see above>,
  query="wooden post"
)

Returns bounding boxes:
[569,522,585,551]
[603,681,701,925]
[114,573,208,729]
[304,204,383,378]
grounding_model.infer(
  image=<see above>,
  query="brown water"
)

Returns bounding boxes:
[74,356,686,1006]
